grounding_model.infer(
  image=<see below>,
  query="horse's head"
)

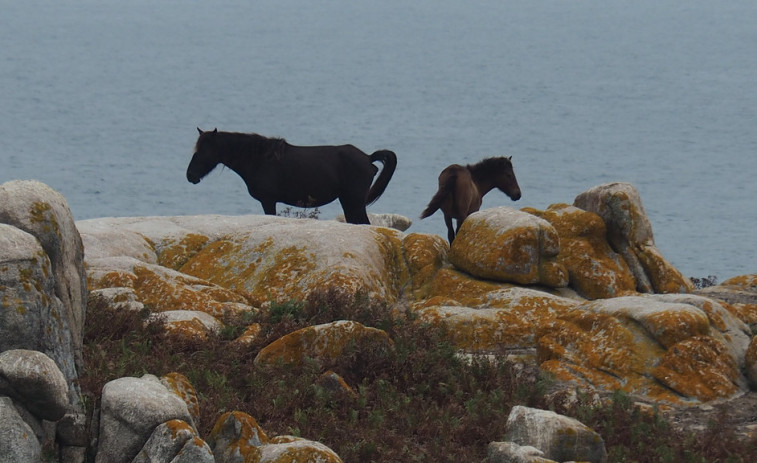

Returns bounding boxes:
[186,127,220,184]
[493,156,522,201]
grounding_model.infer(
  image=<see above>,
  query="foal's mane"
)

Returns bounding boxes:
[467,156,511,177]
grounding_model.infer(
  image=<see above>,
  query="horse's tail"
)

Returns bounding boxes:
[420,172,456,219]
[366,150,398,205]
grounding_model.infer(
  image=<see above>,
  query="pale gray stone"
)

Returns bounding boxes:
[95,375,194,463]
[504,406,607,463]
[487,441,556,463]
[132,420,212,463]
[0,396,42,463]
[0,180,87,376]
[0,349,69,421]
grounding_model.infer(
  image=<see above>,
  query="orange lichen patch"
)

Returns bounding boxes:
[209,411,268,460]
[372,227,411,297]
[635,244,695,294]
[131,265,245,317]
[583,296,711,350]
[524,204,637,300]
[460,208,568,287]
[157,233,210,270]
[425,267,512,307]
[163,318,212,342]
[90,270,137,290]
[317,370,358,399]
[721,274,757,290]
[540,359,623,391]
[179,239,249,289]
[164,419,196,440]
[413,305,537,350]
[258,439,343,463]
[254,320,393,366]
[162,373,201,426]
[232,323,262,348]
[401,233,449,299]
[651,336,740,401]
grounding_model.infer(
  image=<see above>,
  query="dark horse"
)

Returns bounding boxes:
[420,156,521,243]
[186,128,397,224]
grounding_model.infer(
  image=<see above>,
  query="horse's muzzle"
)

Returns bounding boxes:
[187,173,201,184]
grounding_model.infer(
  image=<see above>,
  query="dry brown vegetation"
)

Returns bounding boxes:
[80,288,756,462]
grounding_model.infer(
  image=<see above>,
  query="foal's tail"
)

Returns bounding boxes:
[420,173,456,219]
[366,150,398,205]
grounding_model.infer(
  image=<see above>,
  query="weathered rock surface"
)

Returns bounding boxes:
[574,182,694,294]
[448,207,568,287]
[254,320,394,366]
[95,374,196,463]
[500,405,607,463]
[2,180,755,462]
[0,349,69,421]
[0,180,87,383]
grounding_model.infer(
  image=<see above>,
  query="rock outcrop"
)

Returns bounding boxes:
[2,179,755,462]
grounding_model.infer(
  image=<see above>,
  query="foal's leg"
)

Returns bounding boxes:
[444,214,455,243]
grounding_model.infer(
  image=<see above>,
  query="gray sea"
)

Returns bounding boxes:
[1,0,755,281]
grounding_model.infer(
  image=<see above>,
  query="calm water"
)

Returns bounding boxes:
[1,1,755,280]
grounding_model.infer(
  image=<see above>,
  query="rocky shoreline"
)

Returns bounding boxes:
[1,179,755,462]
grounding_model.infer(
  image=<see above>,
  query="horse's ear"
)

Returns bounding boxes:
[507,156,512,161]
[212,128,218,134]
[197,127,203,135]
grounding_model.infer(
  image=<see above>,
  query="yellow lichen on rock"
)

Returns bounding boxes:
[524,204,637,299]
[448,207,568,287]
[651,336,740,401]
[635,243,695,294]
[156,233,210,270]
[401,233,448,298]
[254,320,393,366]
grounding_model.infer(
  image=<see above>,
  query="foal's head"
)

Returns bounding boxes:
[482,156,521,201]
[186,127,220,184]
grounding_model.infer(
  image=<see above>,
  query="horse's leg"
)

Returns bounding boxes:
[339,197,370,224]
[444,214,455,243]
[260,200,277,216]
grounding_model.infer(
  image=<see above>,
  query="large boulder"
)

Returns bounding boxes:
[0,396,41,463]
[254,320,393,367]
[524,203,637,299]
[448,207,568,287]
[501,406,607,463]
[0,223,80,406]
[95,374,196,463]
[78,215,410,309]
[540,295,746,403]
[132,420,213,463]
[574,182,694,294]
[0,180,87,377]
[0,349,69,421]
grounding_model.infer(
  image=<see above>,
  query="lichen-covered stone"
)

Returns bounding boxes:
[401,232,448,299]
[258,436,343,463]
[161,373,201,428]
[651,336,740,401]
[411,287,580,354]
[0,349,69,421]
[539,296,748,403]
[574,182,694,294]
[448,207,568,287]
[208,411,268,463]
[503,406,607,463]
[524,203,636,299]
[254,320,393,366]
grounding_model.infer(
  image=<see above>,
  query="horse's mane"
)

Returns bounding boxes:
[214,132,287,160]
[468,156,511,177]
